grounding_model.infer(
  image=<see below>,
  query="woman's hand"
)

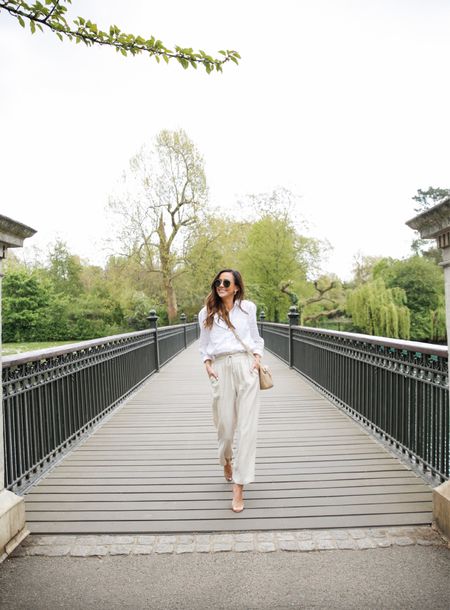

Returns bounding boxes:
[205,361,218,380]
[252,354,261,372]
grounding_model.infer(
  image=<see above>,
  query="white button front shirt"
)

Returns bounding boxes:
[198,299,264,362]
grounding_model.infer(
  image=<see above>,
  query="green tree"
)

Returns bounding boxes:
[301,275,347,328]
[2,268,69,341]
[412,186,450,213]
[237,215,322,322]
[0,0,240,72]
[2,245,130,342]
[175,215,252,317]
[373,256,445,341]
[65,290,124,340]
[346,278,410,339]
[109,129,208,323]
[46,240,83,296]
[430,295,447,343]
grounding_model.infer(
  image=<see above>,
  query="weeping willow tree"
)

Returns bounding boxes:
[346,279,410,339]
[430,296,447,343]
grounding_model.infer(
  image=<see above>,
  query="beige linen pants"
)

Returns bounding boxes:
[210,352,260,485]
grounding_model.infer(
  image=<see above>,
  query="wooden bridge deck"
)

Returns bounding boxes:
[25,342,433,534]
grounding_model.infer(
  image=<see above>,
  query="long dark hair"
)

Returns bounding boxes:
[204,269,246,329]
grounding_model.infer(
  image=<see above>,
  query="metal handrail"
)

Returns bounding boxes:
[288,325,448,357]
[2,324,199,367]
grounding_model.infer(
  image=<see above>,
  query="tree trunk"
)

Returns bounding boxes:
[157,214,178,323]
[164,276,178,324]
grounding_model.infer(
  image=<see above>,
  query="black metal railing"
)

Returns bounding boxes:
[259,320,449,481]
[2,322,198,492]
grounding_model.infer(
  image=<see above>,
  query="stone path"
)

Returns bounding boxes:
[11,525,447,558]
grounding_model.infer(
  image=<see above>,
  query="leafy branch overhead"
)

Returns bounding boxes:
[0,0,240,73]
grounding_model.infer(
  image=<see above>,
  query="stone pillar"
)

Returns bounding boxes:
[406,196,450,542]
[0,215,36,560]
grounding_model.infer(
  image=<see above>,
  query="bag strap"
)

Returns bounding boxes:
[229,326,254,358]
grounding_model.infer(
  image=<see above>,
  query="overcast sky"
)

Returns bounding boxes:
[1,0,449,279]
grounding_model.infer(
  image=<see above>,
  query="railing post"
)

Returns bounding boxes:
[287,305,299,368]
[259,310,265,339]
[0,215,36,558]
[180,313,187,348]
[147,309,160,371]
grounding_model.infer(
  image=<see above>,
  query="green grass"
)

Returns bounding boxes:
[2,341,77,356]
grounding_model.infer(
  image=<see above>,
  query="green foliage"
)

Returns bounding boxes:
[346,278,410,339]
[373,256,444,341]
[430,296,447,343]
[237,215,322,322]
[1,0,240,72]
[302,274,347,327]
[177,216,252,316]
[412,186,450,213]
[2,242,128,342]
[345,253,446,342]
[2,269,67,341]
[64,291,124,340]
[47,239,83,295]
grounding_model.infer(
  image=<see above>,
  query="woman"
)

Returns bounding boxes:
[198,269,264,513]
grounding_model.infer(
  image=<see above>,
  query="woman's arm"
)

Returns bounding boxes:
[248,302,264,357]
[198,309,218,378]
[198,309,212,362]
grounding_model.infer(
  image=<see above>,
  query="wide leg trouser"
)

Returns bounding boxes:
[209,352,260,485]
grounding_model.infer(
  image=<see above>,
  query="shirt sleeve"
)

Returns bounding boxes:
[248,301,264,356]
[198,308,213,362]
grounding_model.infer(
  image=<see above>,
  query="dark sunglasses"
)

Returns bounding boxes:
[214,279,232,288]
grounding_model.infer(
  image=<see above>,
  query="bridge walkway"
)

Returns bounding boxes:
[24,342,432,534]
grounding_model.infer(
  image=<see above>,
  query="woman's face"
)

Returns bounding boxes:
[214,271,236,300]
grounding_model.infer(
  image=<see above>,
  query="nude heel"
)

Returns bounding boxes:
[231,484,244,513]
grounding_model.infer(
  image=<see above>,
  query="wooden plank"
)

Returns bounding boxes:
[40,471,420,484]
[26,494,432,511]
[24,343,433,534]
[26,478,427,494]
[29,513,433,534]
[45,464,407,476]
[27,502,432,522]
[62,454,396,465]
[26,485,430,502]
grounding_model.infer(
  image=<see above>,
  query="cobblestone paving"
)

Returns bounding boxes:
[10,526,448,558]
